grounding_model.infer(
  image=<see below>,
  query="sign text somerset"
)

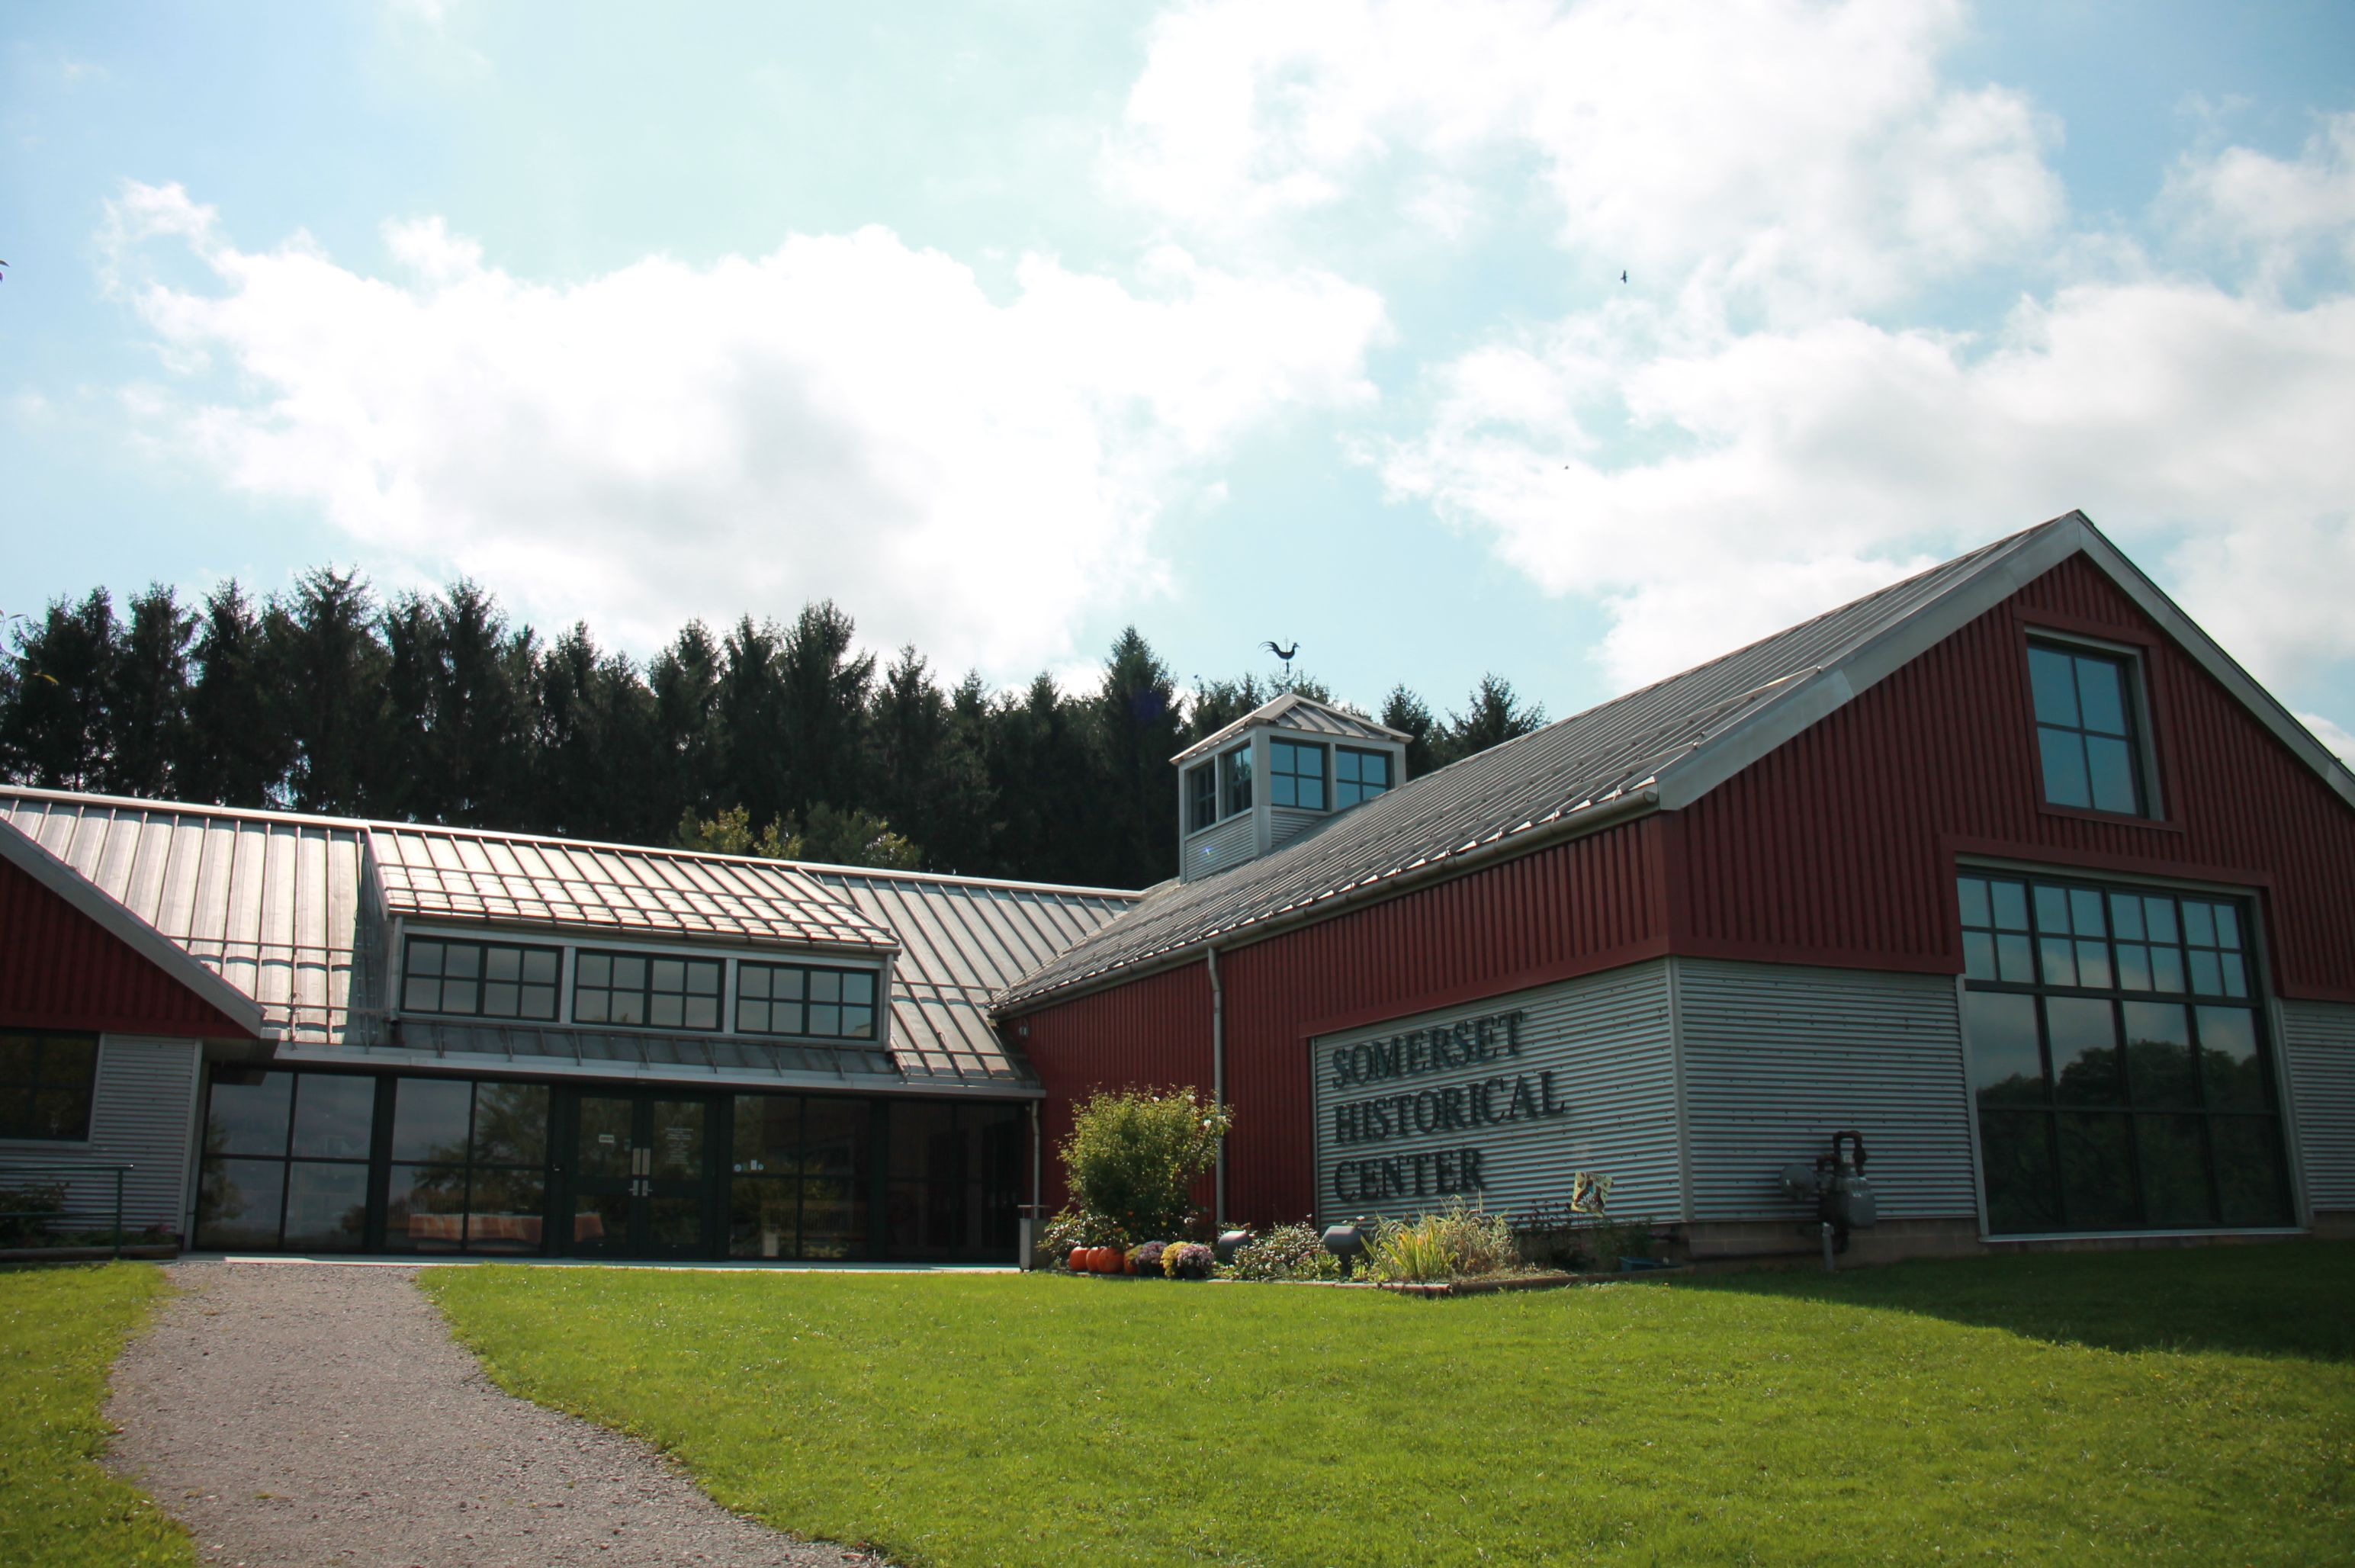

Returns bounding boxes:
[1323,1007,1569,1204]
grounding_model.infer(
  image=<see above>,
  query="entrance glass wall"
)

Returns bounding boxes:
[1957,872,2295,1234]
[193,1066,1027,1261]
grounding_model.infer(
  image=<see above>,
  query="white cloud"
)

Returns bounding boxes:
[102,185,1385,675]
[2302,711,2355,763]
[1112,0,2350,716]
[1110,0,2061,316]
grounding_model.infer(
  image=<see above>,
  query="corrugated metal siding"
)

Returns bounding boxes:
[0,855,248,1036]
[1020,817,1669,1224]
[1674,555,2355,999]
[1022,961,1215,1211]
[1180,815,1256,884]
[1267,806,1323,853]
[1678,959,1976,1221]
[2282,1000,2355,1213]
[1310,961,1678,1226]
[0,1035,202,1234]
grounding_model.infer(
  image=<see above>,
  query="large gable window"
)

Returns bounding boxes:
[0,1031,98,1141]
[1956,872,2289,1235]
[403,938,561,1021]
[574,950,723,1030]
[1269,738,1327,810]
[2029,641,2151,816]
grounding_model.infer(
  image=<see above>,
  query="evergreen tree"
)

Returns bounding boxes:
[1380,684,1441,779]
[1091,628,1185,888]
[777,601,874,820]
[181,582,288,806]
[0,590,117,789]
[1184,674,1266,744]
[985,673,1098,885]
[103,586,195,798]
[535,623,658,840]
[431,581,535,826]
[649,622,722,833]
[1440,673,1547,765]
[868,647,991,873]
[268,567,390,815]
[715,615,789,835]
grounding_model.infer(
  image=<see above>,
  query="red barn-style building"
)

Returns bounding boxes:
[2,511,2350,1261]
[996,512,2355,1258]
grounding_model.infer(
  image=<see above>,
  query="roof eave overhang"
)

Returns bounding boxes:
[992,785,1662,1015]
[1651,509,2355,817]
[0,814,273,1041]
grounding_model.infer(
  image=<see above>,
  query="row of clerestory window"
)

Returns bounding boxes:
[400,937,877,1041]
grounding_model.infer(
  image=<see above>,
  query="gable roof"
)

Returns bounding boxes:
[0,808,275,1039]
[997,510,2355,1011]
[1171,692,1409,765]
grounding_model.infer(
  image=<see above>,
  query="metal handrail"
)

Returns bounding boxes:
[0,1161,136,1257]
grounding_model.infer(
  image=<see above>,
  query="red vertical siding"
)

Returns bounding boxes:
[1019,815,1671,1224]
[0,855,252,1036]
[1673,554,2355,1000]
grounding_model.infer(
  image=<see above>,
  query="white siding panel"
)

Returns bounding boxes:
[1180,815,1256,884]
[1679,960,1977,1222]
[1312,960,1679,1226]
[2,1036,201,1235]
[2282,1000,2355,1212]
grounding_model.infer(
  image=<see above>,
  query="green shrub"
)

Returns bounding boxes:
[1231,1223,1341,1281]
[1059,1088,1232,1242]
[0,1181,66,1248]
[1039,1207,1127,1259]
[1363,1200,1518,1282]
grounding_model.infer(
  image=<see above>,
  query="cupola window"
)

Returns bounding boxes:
[1270,739,1328,810]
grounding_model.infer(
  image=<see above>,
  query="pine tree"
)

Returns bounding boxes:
[268,567,390,815]
[101,585,195,798]
[0,590,117,789]
[181,582,288,806]
[777,601,874,821]
[1440,673,1547,765]
[1091,627,1185,888]
[1380,684,1441,778]
[650,622,722,834]
[535,622,658,840]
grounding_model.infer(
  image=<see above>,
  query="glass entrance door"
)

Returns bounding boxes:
[564,1091,712,1258]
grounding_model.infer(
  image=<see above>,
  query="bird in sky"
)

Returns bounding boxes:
[1620,270,1627,283]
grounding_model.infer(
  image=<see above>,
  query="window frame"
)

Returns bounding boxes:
[570,947,726,1033]
[1334,745,1393,808]
[2022,630,2165,822]
[400,935,564,1022]
[1219,743,1254,817]
[0,1030,100,1144]
[1185,760,1219,834]
[735,959,881,1042]
[1267,737,1329,811]
[1954,866,2293,1238]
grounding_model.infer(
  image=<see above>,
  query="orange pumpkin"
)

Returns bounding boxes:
[1068,1248,1090,1272]
[1097,1247,1120,1274]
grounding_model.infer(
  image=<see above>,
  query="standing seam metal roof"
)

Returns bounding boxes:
[996,522,2056,1007]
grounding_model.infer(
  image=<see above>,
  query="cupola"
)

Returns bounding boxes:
[1171,694,1410,882]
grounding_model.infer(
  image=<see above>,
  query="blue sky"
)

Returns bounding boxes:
[4,1,2351,753]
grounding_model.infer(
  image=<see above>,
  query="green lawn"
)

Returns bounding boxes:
[425,1243,2355,1566]
[0,1263,193,1568]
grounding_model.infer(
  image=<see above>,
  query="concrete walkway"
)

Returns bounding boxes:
[106,1260,884,1568]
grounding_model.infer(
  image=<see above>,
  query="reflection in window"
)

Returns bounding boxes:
[736,962,877,1039]
[1335,747,1393,808]
[728,1094,871,1261]
[1956,872,2289,1235]
[1269,739,1327,810]
[2028,642,2148,815]
[573,950,722,1031]
[1220,745,1253,816]
[382,1078,549,1255]
[195,1070,376,1252]
[883,1100,1021,1260]
[402,938,561,1020]
[1186,762,1219,832]
[0,1031,98,1141]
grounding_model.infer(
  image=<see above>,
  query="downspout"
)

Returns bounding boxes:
[1029,1099,1043,1226]
[1207,946,1226,1226]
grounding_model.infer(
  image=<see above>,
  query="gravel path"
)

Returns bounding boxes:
[106,1260,885,1568]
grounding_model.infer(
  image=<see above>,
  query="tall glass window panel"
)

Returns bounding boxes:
[282,1162,369,1250]
[1187,762,1218,831]
[2027,643,2146,815]
[1958,873,2286,1235]
[194,1158,286,1248]
[1268,739,1327,810]
[290,1074,376,1158]
[206,1070,294,1155]
[1335,747,1393,808]
[1219,745,1253,816]
[0,1032,98,1141]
